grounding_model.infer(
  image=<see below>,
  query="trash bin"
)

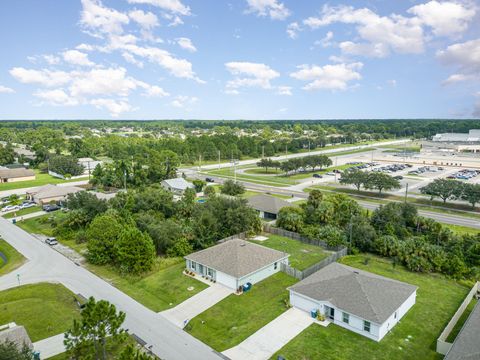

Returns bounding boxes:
[12,219,16,224]
[310,309,317,318]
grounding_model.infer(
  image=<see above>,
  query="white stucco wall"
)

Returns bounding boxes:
[237,258,287,287]
[290,289,416,341]
[378,290,416,340]
[216,271,237,289]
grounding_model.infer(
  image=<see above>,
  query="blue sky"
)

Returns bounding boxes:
[0,0,479,120]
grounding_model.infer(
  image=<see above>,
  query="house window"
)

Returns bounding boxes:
[394,311,397,319]
[342,312,349,324]
[364,321,371,333]
[274,262,278,270]
[191,262,196,271]
[207,268,214,277]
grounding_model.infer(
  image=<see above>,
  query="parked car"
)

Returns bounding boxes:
[326,172,335,176]
[205,177,215,183]
[1,205,19,212]
[20,202,36,209]
[43,204,60,212]
[393,176,403,180]
[312,174,323,178]
[45,237,58,246]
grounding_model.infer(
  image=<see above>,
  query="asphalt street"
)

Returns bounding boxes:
[0,217,222,360]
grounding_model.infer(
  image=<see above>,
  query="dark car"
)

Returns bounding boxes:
[43,204,60,212]
[45,237,58,246]
[205,177,215,183]
[393,175,403,180]
[312,174,323,178]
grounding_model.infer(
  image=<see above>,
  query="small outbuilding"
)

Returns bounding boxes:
[0,168,35,183]
[26,184,84,204]
[247,194,291,220]
[185,239,289,290]
[161,178,194,195]
[289,262,417,341]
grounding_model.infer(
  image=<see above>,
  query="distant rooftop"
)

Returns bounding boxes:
[432,130,480,143]
[247,194,291,214]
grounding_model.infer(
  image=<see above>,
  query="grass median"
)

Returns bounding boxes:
[0,239,25,276]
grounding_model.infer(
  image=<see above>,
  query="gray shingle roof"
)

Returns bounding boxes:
[247,194,291,214]
[0,168,35,179]
[290,262,417,324]
[445,301,480,360]
[30,184,83,200]
[185,239,288,278]
[162,178,194,191]
[0,325,33,350]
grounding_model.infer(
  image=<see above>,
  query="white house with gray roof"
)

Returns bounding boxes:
[161,178,194,195]
[289,262,417,341]
[185,239,289,290]
[247,194,292,220]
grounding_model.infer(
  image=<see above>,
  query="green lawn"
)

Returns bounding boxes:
[273,255,470,360]
[0,239,25,276]
[249,235,329,270]
[87,258,208,312]
[446,298,477,343]
[186,272,297,352]
[3,205,42,219]
[443,224,479,236]
[0,169,88,192]
[202,168,294,187]
[0,283,81,342]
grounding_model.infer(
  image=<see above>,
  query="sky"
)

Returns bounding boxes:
[0,0,479,120]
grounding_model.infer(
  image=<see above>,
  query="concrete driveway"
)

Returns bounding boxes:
[160,283,233,328]
[222,308,317,360]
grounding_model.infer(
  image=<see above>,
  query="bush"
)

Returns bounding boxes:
[166,238,194,257]
[220,180,245,196]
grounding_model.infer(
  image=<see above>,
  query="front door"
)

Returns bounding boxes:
[326,306,335,320]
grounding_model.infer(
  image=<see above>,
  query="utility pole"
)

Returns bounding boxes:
[218,150,221,170]
[404,183,409,203]
[262,145,265,159]
[285,145,288,160]
[123,169,127,192]
[198,154,202,171]
[334,157,338,183]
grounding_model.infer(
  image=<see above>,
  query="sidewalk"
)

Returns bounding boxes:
[33,333,65,359]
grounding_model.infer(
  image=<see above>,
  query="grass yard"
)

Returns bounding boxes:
[273,255,470,360]
[87,257,208,312]
[0,283,81,342]
[3,205,42,219]
[186,272,297,352]
[446,298,477,343]
[202,168,294,187]
[249,234,329,270]
[443,224,479,236]
[0,239,25,276]
[0,169,88,192]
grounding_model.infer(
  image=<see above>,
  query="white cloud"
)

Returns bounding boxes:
[437,38,480,76]
[34,89,78,106]
[171,95,198,108]
[90,98,133,117]
[286,22,301,39]
[303,5,424,57]
[62,50,95,67]
[127,0,191,16]
[142,85,169,97]
[408,1,476,37]
[10,67,72,87]
[129,9,159,29]
[314,31,334,48]
[225,62,280,90]
[246,0,290,20]
[122,52,144,67]
[0,85,15,94]
[387,79,397,87]
[474,94,480,118]
[176,37,197,52]
[80,0,130,36]
[290,62,363,91]
[43,54,61,65]
[76,43,95,51]
[277,85,292,95]
[225,89,240,95]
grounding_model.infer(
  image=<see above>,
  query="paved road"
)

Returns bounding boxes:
[0,217,221,360]
[188,139,410,171]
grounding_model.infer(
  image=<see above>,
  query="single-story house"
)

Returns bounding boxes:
[0,168,35,183]
[185,239,289,290]
[289,262,417,341]
[247,194,292,220]
[0,323,33,351]
[444,301,480,359]
[26,184,84,204]
[78,157,102,176]
[161,178,194,195]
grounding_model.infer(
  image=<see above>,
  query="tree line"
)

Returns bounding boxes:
[277,190,480,279]
[257,155,332,175]
[421,178,480,207]
[339,169,401,193]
